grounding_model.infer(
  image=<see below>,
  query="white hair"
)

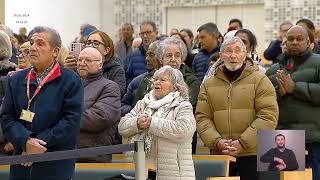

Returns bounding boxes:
[153,65,189,100]
[156,37,188,64]
[220,36,247,53]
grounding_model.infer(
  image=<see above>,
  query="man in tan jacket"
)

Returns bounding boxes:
[196,37,279,180]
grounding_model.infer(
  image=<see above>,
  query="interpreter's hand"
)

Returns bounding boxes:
[276,70,295,94]
[4,142,14,152]
[274,157,285,165]
[276,164,286,171]
[137,114,151,129]
[216,139,232,151]
[64,55,77,70]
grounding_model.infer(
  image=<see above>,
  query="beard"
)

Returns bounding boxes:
[225,62,244,71]
[277,144,285,149]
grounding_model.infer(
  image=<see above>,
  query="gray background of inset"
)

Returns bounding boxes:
[257,130,305,171]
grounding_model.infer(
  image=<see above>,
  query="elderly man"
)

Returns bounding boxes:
[266,25,320,180]
[196,37,278,180]
[76,47,120,162]
[1,26,83,180]
[125,21,158,85]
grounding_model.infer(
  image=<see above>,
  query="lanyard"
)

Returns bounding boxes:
[26,63,59,110]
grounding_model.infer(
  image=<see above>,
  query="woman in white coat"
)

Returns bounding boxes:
[118,65,196,180]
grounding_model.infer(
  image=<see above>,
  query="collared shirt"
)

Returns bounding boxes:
[34,63,55,84]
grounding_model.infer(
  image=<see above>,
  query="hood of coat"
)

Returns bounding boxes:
[102,55,122,72]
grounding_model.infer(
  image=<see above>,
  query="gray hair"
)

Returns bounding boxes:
[32,26,62,48]
[153,65,189,99]
[220,36,247,53]
[156,37,188,64]
[0,30,12,61]
[0,25,14,38]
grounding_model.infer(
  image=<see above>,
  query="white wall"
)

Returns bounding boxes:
[165,4,265,53]
[5,0,101,45]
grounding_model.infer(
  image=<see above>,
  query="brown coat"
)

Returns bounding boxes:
[77,71,121,162]
[196,59,278,156]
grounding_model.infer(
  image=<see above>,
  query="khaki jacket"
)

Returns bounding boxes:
[196,59,279,156]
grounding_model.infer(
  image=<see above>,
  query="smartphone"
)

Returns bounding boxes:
[69,43,83,59]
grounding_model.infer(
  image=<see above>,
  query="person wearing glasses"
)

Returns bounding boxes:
[65,30,126,96]
[76,47,121,162]
[124,21,158,86]
[196,37,278,180]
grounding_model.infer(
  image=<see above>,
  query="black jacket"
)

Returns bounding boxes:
[260,148,299,171]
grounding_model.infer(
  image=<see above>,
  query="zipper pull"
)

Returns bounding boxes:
[227,83,232,99]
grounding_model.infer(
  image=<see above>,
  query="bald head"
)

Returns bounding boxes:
[79,47,102,63]
[286,25,309,39]
[77,47,103,78]
[285,25,310,57]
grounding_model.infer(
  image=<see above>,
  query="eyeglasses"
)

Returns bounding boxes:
[16,49,30,58]
[85,40,104,48]
[77,58,101,64]
[139,31,153,37]
[223,48,245,55]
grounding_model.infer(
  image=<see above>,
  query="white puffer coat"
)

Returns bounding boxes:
[118,93,196,180]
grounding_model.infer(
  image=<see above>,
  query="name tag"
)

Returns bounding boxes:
[19,109,35,123]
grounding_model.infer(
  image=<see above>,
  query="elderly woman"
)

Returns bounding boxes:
[155,37,200,154]
[156,37,200,111]
[76,47,121,162]
[119,66,196,180]
[196,37,278,179]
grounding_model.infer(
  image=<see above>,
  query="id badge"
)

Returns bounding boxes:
[19,109,35,123]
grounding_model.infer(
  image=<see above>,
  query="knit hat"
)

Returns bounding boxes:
[0,30,12,61]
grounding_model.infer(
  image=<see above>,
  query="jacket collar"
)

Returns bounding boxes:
[279,49,312,70]
[25,62,61,82]
[200,43,221,54]
[83,70,103,86]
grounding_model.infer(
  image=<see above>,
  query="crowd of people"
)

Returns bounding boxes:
[0,17,318,180]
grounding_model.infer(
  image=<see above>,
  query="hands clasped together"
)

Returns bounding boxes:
[137,114,152,129]
[21,138,47,167]
[276,70,295,96]
[217,139,243,157]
